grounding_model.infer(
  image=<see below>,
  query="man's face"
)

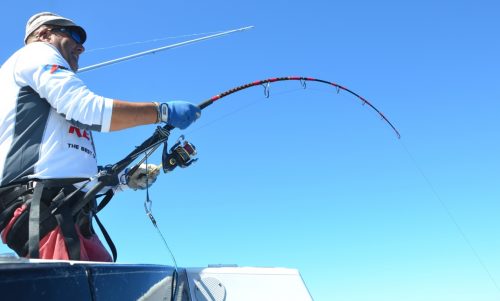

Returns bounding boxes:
[48,27,85,71]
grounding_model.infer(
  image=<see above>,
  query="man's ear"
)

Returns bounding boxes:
[36,27,52,42]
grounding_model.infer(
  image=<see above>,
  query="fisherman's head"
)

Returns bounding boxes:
[24,12,87,71]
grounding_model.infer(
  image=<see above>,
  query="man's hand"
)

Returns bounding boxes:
[126,163,161,190]
[159,101,201,129]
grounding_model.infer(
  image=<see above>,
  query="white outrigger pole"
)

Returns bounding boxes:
[78,25,254,73]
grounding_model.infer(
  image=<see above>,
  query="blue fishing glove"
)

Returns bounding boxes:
[159,101,201,129]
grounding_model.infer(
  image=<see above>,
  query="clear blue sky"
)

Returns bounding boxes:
[1,1,500,300]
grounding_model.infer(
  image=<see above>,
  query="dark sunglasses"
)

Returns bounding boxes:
[51,27,84,45]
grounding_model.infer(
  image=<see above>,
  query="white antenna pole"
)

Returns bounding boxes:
[78,26,254,73]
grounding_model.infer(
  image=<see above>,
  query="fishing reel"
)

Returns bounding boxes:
[162,135,198,173]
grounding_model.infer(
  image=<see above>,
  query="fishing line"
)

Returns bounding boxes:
[85,30,228,53]
[399,139,500,294]
[142,154,179,300]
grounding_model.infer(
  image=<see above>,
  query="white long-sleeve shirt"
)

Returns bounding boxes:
[0,42,114,186]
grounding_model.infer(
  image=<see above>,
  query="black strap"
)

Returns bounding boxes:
[96,190,115,213]
[54,205,81,260]
[50,185,82,260]
[92,189,117,261]
[93,213,117,262]
[28,182,44,259]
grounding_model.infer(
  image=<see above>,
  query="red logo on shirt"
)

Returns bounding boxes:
[69,126,90,140]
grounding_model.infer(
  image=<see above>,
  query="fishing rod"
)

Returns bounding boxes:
[198,76,401,139]
[78,26,254,73]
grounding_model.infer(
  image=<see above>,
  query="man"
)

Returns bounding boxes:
[0,12,201,261]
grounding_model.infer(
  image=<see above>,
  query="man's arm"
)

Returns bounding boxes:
[110,100,158,131]
[110,100,201,131]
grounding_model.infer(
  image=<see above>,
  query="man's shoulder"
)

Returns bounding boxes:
[22,42,60,58]
[15,43,69,73]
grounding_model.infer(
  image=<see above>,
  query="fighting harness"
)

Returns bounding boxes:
[0,178,117,261]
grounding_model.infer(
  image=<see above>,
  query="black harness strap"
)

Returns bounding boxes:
[94,189,117,261]
[93,213,117,262]
[54,204,80,260]
[27,182,44,259]
[96,189,115,213]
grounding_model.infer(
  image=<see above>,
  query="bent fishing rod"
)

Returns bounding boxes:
[69,76,401,216]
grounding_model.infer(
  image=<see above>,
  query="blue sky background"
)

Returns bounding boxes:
[1,1,500,300]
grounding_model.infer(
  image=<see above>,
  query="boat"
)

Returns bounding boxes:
[0,254,313,300]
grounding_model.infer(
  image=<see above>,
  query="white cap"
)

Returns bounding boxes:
[24,12,87,44]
